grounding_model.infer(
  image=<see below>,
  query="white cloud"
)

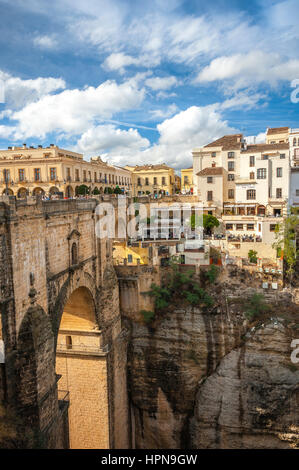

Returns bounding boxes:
[103,53,140,74]
[106,105,236,170]
[0,70,66,109]
[245,132,266,144]
[76,124,150,155]
[33,35,58,49]
[9,79,145,139]
[196,51,299,89]
[150,104,178,119]
[145,76,179,91]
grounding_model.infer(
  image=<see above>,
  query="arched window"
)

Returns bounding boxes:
[71,242,78,265]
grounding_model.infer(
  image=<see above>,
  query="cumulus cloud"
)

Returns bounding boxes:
[0,70,66,109]
[196,51,299,89]
[9,79,145,139]
[76,124,150,155]
[145,76,179,91]
[105,105,236,169]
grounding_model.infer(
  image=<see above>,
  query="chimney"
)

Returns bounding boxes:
[23,143,27,148]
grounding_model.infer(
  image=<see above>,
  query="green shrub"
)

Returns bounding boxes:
[244,293,269,320]
[140,310,155,323]
[205,265,219,283]
[248,249,258,264]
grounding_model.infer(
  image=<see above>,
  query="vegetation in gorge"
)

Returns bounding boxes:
[273,211,299,277]
[244,293,270,321]
[140,261,219,324]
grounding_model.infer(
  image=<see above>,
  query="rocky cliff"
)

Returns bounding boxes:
[126,272,299,449]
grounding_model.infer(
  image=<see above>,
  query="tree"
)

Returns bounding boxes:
[190,213,220,235]
[113,185,122,194]
[248,249,258,264]
[104,187,113,194]
[76,184,89,196]
[272,212,299,277]
[92,187,100,195]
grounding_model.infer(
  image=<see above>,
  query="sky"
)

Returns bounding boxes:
[0,0,299,170]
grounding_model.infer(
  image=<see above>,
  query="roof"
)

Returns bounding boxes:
[197,167,224,176]
[242,143,289,153]
[133,164,172,171]
[204,134,243,151]
[266,127,289,135]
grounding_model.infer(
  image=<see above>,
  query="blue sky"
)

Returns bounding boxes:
[0,0,299,169]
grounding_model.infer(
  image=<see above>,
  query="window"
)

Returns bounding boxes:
[276,167,282,177]
[154,177,157,185]
[137,177,141,186]
[94,172,97,182]
[66,336,72,350]
[67,167,71,181]
[228,152,234,158]
[75,169,80,181]
[226,224,233,230]
[228,161,235,171]
[127,254,133,263]
[249,172,255,180]
[262,155,269,160]
[3,169,10,182]
[276,188,282,198]
[293,138,297,146]
[280,154,285,159]
[71,243,78,265]
[211,152,216,157]
[50,167,56,181]
[207,176,213,183]
[211,162,216,168]
[247,224,254,230]
[249,155,255,167]
[270,224,277,232]
[236,224,243,230]
[247,189,256,200]
[83,170,87,182]
[228,174,235,181]
[257,168,267,179]
[296,189,299,196]
[19,169,25,182]
[145,177,149,186]
[162,177,166,185]
[207,191,213,201]
[34,168,41,181]
[228,189,234,199]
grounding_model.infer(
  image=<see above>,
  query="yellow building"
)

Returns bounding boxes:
[181,167,194,193]
[0,144,132,198]
[125,164,175,196]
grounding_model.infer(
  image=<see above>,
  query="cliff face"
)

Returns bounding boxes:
[127,289,299,449]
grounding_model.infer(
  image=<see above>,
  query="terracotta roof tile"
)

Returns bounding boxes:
[266,127,289,135]
[197,167,224,176]
[243,143,289,153]
[204,134,243,150]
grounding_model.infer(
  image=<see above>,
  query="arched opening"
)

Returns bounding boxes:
[17,187,28,198]
[49,186,60,195]
[32,187,45,196]
[55,287,109,449]
[65,186,73,198]
[257,205,266,216]
[2,188,13,195]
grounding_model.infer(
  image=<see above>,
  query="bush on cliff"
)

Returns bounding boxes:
[244,293,270,320]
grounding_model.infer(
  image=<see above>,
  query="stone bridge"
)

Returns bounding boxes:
[0,197,129,449]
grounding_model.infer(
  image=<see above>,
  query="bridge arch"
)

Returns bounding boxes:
[54,279,110,449]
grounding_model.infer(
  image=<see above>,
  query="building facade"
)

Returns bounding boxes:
[0,144,132,198]
[125,164,175,196]
[181,167,194,194]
